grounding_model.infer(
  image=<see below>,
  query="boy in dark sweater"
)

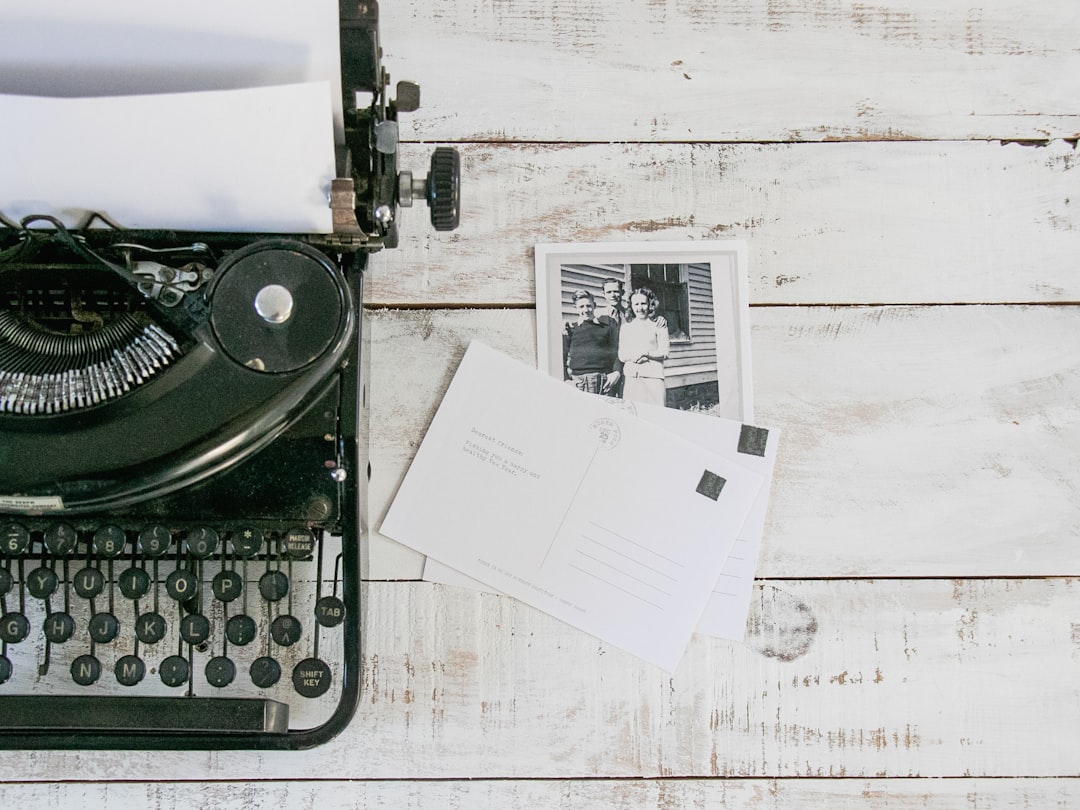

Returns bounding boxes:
[562,289,619,395]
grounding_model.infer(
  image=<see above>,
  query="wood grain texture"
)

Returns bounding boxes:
[2,778,1079,809]
[365,306,1080,580]
[379,0,1080,142]
[1,580,1077,781]
[374,141,1080,307]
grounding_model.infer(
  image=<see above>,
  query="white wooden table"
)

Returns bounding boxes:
[3,0,1078,806]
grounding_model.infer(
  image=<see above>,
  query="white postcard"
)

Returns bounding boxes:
[381,342,764,671]
[425,400,779,641]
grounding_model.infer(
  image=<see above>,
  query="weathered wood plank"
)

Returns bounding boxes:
[364,306,1080,580]
[1,579,1078,780]
[380,0,1080,142]
[376,141,1080,307]
[2,777,1079,808]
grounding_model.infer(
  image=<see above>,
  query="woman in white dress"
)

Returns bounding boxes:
[617,288,669,407]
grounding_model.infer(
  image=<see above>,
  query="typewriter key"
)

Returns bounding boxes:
[138,525,172,557]
[88,612,120,644]
[0,568,10,597]
[231,527,263,558]
[270,615,301,647]
[43,612,75,643]
[115,655,145,686]
[43,523,78,556]
[166,569,199,601]
[0,654,10,685]
[159,655,189,687]
[292,657,332,698]
[225,614,257,646]
[259,570,289,602]
[92,525,127,558]
[180,613,210,646]
[0,523,30,555]
[136,612,167,644]
[27,567,58,600]
[250,656,281,688]
[73,567,106,600]
[283,527,315,559]
[315,595,346,628]
[212,570,244,602]
[119,567,152,600]
[0,612,29,643]
[71,654,101,686]
[185,527,219,559]
[205,656,236,688]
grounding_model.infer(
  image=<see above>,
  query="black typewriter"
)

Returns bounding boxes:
[0,1,458,749]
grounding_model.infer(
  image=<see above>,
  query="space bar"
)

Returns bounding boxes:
[0,695,289,734]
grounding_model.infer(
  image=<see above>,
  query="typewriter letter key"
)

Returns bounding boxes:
[0,612,29,644]
[27,567,59,600]
[44,612,75,644]
[114,655,145,686]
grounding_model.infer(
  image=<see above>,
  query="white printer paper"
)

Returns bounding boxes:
[0,0,342,231]
[0,84,337,233]
[381,342,765,671]
[0,0,344,139]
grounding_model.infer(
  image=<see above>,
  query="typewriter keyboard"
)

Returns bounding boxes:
[0,520,350,734]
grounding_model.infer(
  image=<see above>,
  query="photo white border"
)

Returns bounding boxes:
[535,240,753,421]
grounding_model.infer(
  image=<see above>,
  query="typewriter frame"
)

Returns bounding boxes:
[0,0,455,750]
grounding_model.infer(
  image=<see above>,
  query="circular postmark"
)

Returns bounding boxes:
[601,395,637,416]
[588,417,621,450]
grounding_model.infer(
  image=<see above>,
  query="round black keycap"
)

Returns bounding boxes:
[92,525,127,558]
[0,613,29,643]
[135,612,167,644]
[159,654,189,687]
[44,612,76,644]
[259,570,289,602]
[114,654,145,686]
[0,654,10,685]
[138,524,172,557]
[212,570,244,602]
[166,569,199,601]
[88,612,120,643]
[250,656,282,688]
[185,526,219,559]
[315,595,346,628]
[0,524,30,555]
[283,527,316,559]
[292,657,332,698]
[270,614,301,647]
[44,523,78,556]
[71,654,101,686]
[231,527,263,558]
[0,568,11,598]
[118,567,152,600]
[73,567,106,600]
[205,655,236,687]
[180,613,211,645]
[225,614,257,646]
[26,566,59,600]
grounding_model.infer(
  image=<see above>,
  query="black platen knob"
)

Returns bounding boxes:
[427,147,461,231]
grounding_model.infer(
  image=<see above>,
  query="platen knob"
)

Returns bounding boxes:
[427,146,460,231]
[397,146,461,231]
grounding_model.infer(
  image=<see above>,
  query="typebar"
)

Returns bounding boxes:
[0,695,288,734]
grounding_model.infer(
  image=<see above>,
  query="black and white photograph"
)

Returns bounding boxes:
[535,241,753,421]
